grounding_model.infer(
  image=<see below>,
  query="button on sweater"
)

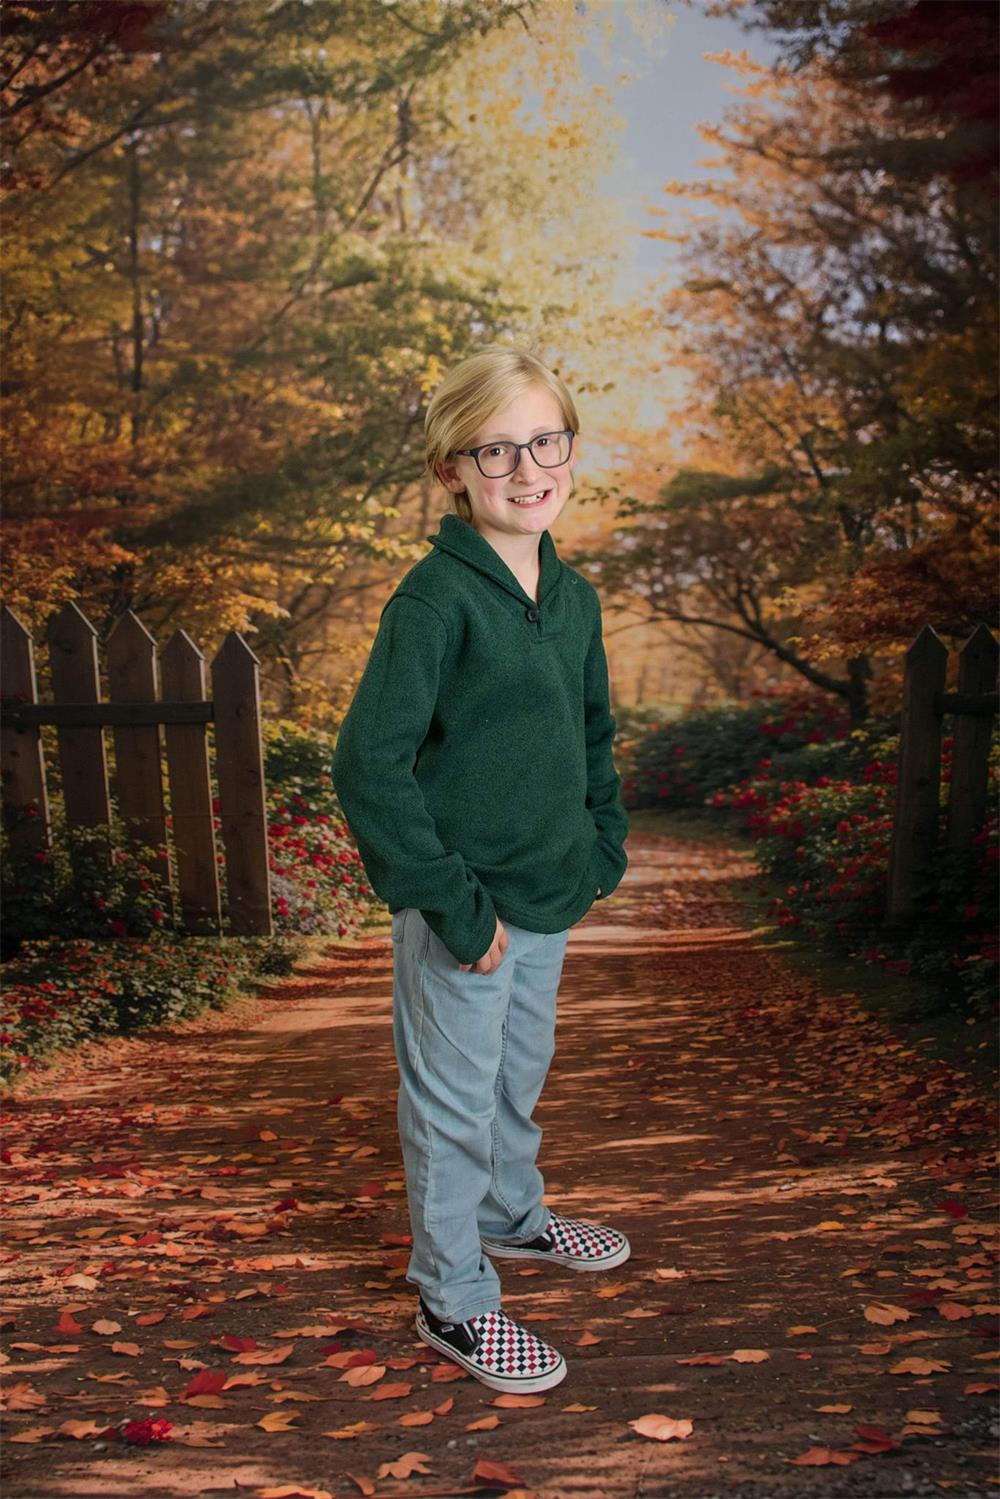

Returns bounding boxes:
[331,511,629,965]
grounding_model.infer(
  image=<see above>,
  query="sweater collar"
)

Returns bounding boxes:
[426,512,561,606]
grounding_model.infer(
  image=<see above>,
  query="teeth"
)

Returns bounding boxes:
[510,492,547,505]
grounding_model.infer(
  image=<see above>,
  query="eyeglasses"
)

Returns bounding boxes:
[453,429,574,478]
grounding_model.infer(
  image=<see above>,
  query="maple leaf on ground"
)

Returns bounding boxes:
[473,1457,525,1484]
[378,1451,432,1478]
[788,1447,862,1466]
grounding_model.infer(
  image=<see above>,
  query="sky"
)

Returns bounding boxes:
[573,1,782,437]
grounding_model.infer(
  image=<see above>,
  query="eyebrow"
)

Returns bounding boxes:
[479,424,562,444]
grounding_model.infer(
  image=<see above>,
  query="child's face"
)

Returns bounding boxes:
[438,383,577,544]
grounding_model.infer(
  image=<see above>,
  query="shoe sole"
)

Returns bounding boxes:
[480,1237,632,1271]
[415,1313,567,1394]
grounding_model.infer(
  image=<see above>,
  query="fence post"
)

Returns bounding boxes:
[46,603,112,850]
[161,630,222,934]
[106,610,173,911]
[886,625,948,923]
[947,623,999,855]
[212,632,272,936]
[0,605,51,854]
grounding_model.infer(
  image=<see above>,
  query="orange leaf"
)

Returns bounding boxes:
[321,1421,379,1440]
[91,1319,122,1336]
[340,1364,386,1387]
[936,1301,974,1321]
[628,1414,694,1441]
[576,1330,601,1346]
[466,1414,500,1430]
[432,1397,454,1415]
[399,1411,434,1426]
[863,1303,911,1325]
[888,1357,951,1375]
[730,1349,770,1363]
[490,1393,546,1408]
[55,1311,83,1336]
[377,1451,432,1479]
[232,1344,294,1366]
[110,1341,140,1357]
[788,1446,861,1466]
[473,1457,524,1484]
[595,1281,631,1299]
[3,1382,48,1411]
[260,1488,333,1499]
[367,1382,411,1401]
[346,1476,376,1496]
[8,1427,55,1443]
[55,1419,110,1439]
[257,1409,301,1432]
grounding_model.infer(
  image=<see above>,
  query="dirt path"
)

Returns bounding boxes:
[2,830,997,1499]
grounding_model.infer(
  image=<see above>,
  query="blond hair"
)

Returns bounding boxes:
[424,345,579,523]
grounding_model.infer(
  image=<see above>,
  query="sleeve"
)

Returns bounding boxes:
[330,592,498,965]
[582,592,630,901]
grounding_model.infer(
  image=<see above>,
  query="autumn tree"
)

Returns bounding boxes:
[1,0,661,718]
[592,1,997,721]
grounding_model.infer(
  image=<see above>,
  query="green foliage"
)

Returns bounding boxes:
[0,932,306,1086]
[620,688,858,811]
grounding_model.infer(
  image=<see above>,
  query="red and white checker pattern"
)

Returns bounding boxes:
[540,1212,627,1263]
[465,1308,562,1378]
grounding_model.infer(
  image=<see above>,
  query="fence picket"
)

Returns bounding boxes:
[161,631,222,933]
[0,605,51,854]
[45,602,112,841]
[947,624,999,856]
[107,611,173,909]
[212,632,272,936]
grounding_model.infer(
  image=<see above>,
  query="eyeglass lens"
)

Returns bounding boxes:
[478,432,571,477]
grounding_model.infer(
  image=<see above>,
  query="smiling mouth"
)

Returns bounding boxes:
[507,488,551,507]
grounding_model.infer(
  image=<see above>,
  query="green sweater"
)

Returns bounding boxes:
[331,511,629,964]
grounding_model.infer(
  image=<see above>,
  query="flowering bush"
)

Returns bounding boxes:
[2,818,174,958]
[260,718,373,937]
[712,727,999,1019]
[0,933,298,1085]
[620,687,857,812]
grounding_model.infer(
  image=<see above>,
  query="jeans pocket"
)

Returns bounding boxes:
[391,909,409,944]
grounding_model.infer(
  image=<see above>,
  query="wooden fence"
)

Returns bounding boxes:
[0,603,272,936]
[887,623,998,922]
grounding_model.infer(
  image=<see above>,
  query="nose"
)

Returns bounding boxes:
[511,444,545,481]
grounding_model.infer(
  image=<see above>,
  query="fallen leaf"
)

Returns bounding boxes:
[91,1319,122,1336]
[889,1357,951,1375]
[730,1349,769,1363]
[787,1447,861,1466]
[110,1342,141,1357]
[367,1382,411,1401]
[576,1330,601,1346]
[473,1457,524,1484]
[864,1303,911,1325]
[466,1414,500,1430]
[490,1393,546,1408]
[260,1488,333,1499]
[321,1421,379,1440]
[377,1451,431,1479]
[232,1344,294,1366]
[258,1409,301,1432]
[340,1364,386,1388]
[399,1411,434,1426]
[629,1413,694,1441]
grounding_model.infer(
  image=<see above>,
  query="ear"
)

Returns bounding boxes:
[436,459,466,494]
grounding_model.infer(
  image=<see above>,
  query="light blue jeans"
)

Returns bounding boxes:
[390,906,570,1324]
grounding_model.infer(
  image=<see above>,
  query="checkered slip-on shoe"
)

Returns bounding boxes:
[415,1297,567,1393]
[481,1212,631,1271]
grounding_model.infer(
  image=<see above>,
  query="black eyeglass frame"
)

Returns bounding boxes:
[452,428,575,478]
